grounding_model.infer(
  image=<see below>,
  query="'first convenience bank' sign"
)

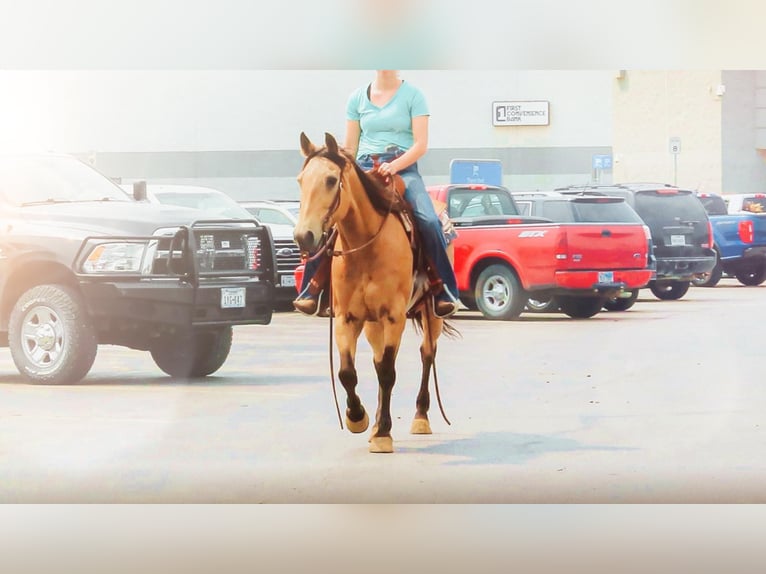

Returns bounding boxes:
[492,100,550,126]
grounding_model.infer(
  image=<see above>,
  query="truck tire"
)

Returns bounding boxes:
[649,280,690,300]
[735,264,766,286]
[691,255,723,287]
[603,288,640,311]
[474,264,526,320]
[150,326,233,378]
[525,295,559,313]
[557,295,604,319]
[8,284,97,384]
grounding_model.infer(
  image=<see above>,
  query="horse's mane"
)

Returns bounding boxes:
[304,146,406,216]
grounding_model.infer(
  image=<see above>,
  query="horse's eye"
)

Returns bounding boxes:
[326,176,338,189]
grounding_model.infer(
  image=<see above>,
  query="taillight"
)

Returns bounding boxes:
[555,232,568,265]
[467,184,488,190]
[703,221,713,248]
[247,236,261,269]
[656,188,679,194]
[739,220,754,244]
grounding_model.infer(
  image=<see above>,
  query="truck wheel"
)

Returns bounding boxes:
[557,296,604,319]
[603,289,639,311]
[474,264,526,320]
[649,280,690,300]
[8,284,97,384]
[735,265,766,286]
[525,295,559,313]
[691,256,723,287]
[151,326,233,378]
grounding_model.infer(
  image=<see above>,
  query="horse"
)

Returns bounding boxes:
[293,131,456,453]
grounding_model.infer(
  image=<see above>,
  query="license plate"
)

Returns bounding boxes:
[221,287,246,308]
[670,234,686,246]
[598,271,614,283]
[280,274,296,287]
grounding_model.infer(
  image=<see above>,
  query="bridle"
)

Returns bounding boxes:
[304,154,397,262]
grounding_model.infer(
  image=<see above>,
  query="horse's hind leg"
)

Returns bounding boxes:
[336,317,368,433]
[411,309,443,435]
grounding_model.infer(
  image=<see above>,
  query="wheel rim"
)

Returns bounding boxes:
[482,274,511,311]
[20,305,65,371]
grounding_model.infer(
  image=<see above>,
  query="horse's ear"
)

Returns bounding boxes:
[324,132,339,156]
[300,132,316,157]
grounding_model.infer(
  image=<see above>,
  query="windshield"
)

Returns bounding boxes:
[153,191,252,219]
[0,155,131,206]
[246,206,295,226]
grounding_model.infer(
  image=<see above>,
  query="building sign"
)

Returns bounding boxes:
[449,159,503,186]
[592,154,613,170]
[492,100,550,126]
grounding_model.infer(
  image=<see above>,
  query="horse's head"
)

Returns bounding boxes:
[294,132,349,252]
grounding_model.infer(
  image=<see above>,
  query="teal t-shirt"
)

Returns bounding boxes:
[346,80,430,158]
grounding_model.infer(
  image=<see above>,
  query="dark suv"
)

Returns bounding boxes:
[557,183,716,300]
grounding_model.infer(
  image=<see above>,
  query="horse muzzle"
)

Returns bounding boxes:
[294,228,319,253]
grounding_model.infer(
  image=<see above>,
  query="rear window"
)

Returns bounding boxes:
[541,201,575,222]
[448,189,520,218]
[634,191,708,228]
[571,199,644,223]
[741,196,766,213]
[698,195,728,216]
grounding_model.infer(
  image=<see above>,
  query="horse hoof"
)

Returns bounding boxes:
[346,411,369,434]
[368,424,379,442]
[410,418,432,435]
[369,436,394,453]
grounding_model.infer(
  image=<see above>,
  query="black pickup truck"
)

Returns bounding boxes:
[0,154,276,384]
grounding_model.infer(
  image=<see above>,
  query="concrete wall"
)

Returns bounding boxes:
[612,70,723,193]
[0,70,613,199]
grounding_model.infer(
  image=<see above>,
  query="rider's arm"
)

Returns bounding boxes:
[343,119,361,158]
[389,115,428,175]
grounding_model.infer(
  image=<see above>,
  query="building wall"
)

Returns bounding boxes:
[0,70,614,199]
[612,70,723,193]
[722,70,766,194]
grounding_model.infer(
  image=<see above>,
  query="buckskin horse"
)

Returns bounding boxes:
[293,132,456,453]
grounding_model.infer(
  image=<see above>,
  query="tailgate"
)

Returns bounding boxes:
[563,224,647,270]
[753,214,766,245]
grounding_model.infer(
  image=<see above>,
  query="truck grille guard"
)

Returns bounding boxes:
[73,218,277,285]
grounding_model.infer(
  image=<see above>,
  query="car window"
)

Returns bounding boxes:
[698,195,728,216]
[449,190,519,217]
[634,191,708,227]
[541,201,575,222]
[572,200,644,223]
[515,200,532,216]
[741,197,766,213]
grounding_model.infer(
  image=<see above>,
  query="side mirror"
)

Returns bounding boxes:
[133,180,147,201]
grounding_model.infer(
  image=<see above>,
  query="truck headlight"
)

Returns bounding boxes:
[82,243,146,273]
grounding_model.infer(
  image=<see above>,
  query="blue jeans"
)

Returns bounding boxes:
[298,151,458,302]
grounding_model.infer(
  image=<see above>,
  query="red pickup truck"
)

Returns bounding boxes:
[427,184,653,319]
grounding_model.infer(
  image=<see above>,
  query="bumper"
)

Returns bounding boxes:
[554,269,653,292]
[655,254,716,280]
[80,277,274,327]
[743,245,766,259]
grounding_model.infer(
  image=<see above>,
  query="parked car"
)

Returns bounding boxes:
[692,192,766,286]
[124,186,300,306]
[511,190,653,311]
[557,183,716,300]
[240,200,299,226]
[239,200,302,303]
[0,156,275,384]
[427,184,653,319]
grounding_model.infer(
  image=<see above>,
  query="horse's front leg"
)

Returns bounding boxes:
[365,318,405,453]
[336,313,368,434]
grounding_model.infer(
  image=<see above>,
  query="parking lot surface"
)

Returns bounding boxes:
[1,279,764,503]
